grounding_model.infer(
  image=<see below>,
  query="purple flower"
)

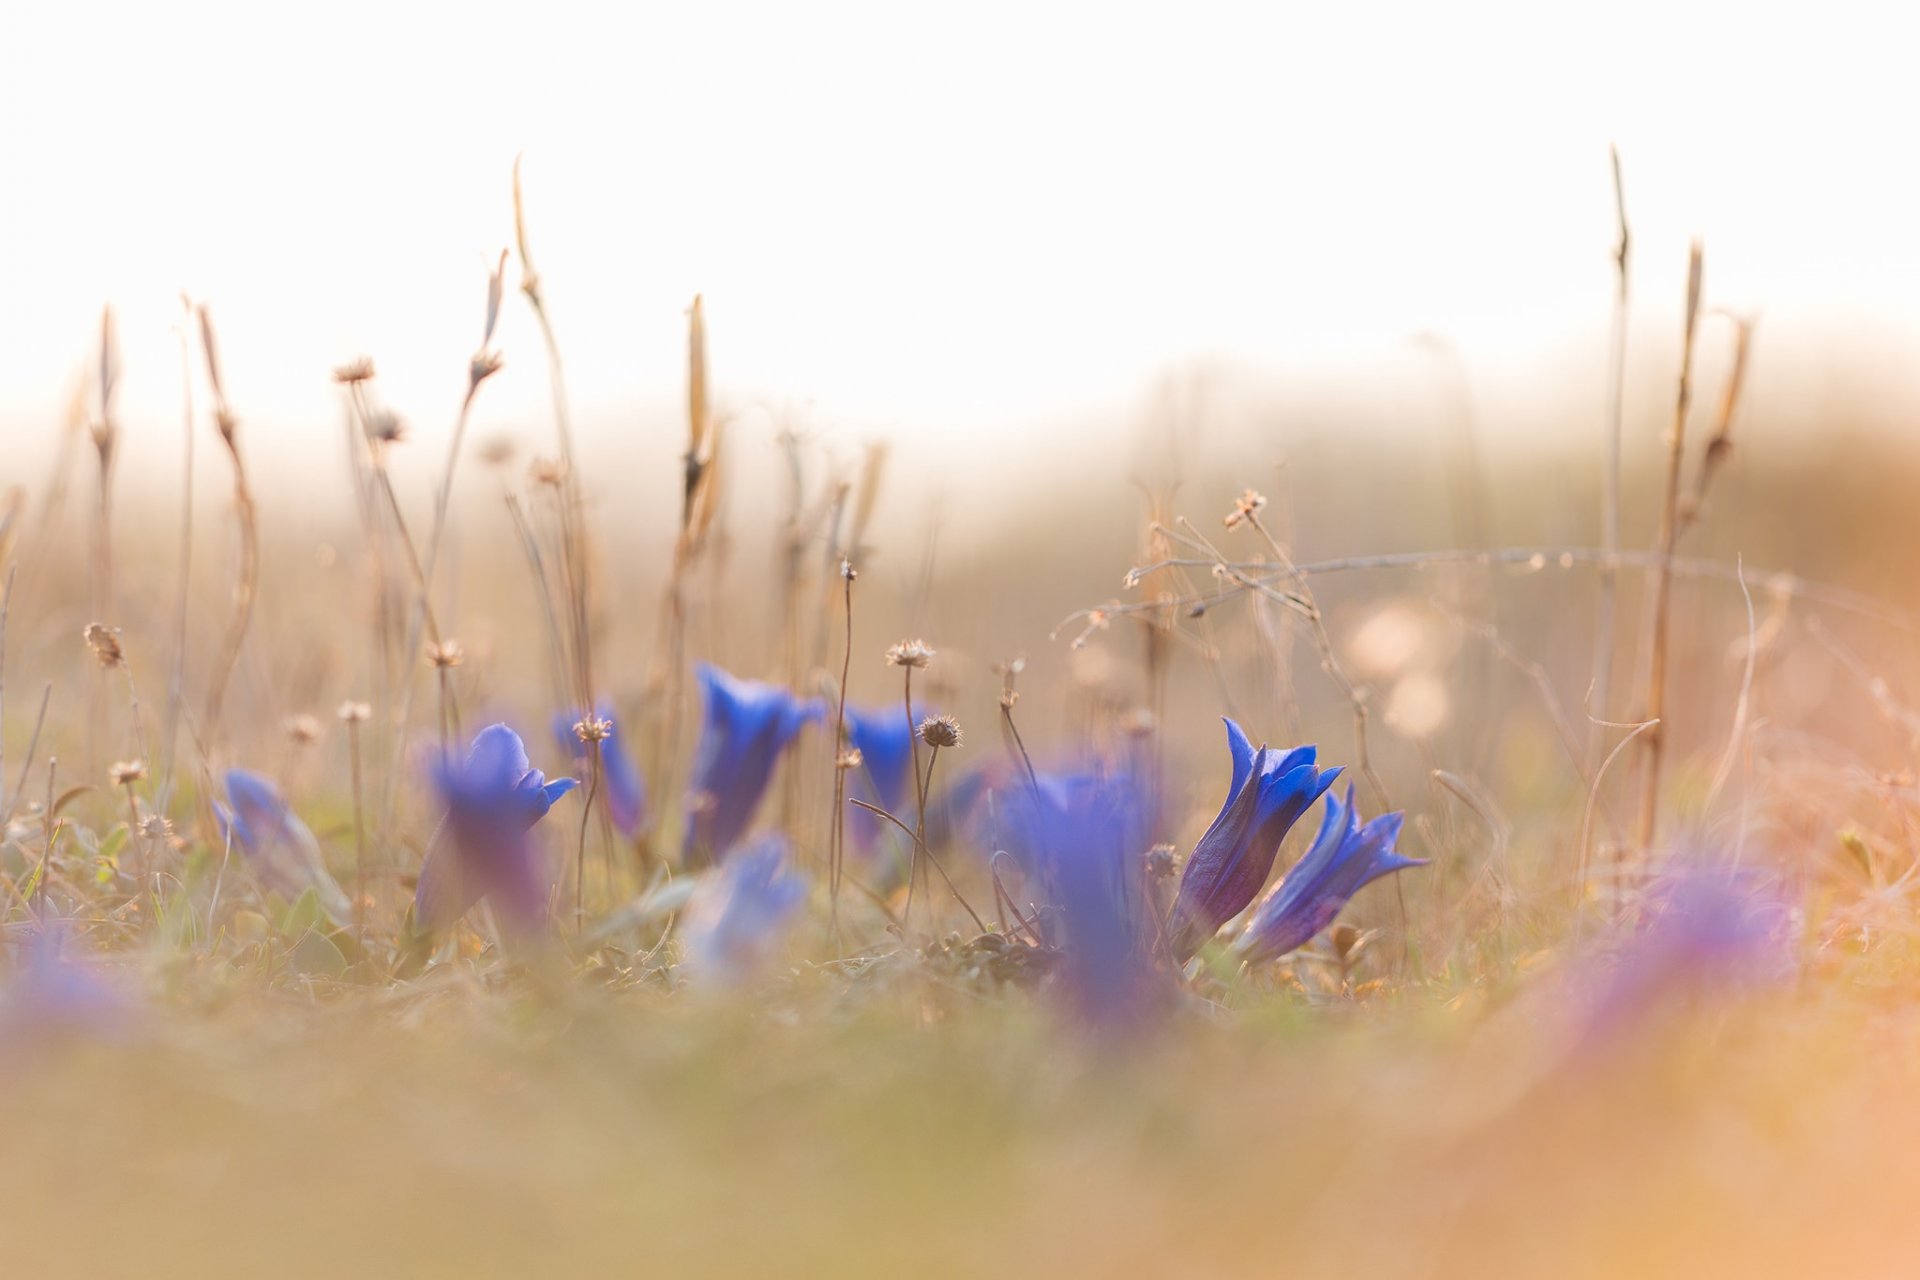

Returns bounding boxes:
[552,702,647,837]
[681,836,809,985]
[682,664,822,867]
[411,724,578,935]
[1234,783,1423,964]
[1,924,129,1039]
[217,770,354,925]
[842,702,916,877]
[1167,719,1340,960]
[1002,771,1165,1031]
[1577,862,1796,1036]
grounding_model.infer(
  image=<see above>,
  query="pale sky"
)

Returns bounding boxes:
[2,0,1918,499]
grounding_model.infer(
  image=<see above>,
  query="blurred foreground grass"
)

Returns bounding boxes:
[7,965,1920,1279]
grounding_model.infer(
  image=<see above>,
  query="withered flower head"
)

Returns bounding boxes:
[1223,488,1268,530]
[284,714,322,745]
[885,639,935,670]
[331,357,376,385]
[426,639,465,669]
[337,700,371,724]
[82,623,124,669]
[109,759,147,787]
[919,714,962,749]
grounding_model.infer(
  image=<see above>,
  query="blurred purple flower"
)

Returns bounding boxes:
[1002,770,1166,1031]
[412,723,578,935]
[552,702,647,837]
[682,664,822,867]
[681,836,809,985]
[1,924,129,1040]
[1234,783,1423,965]
[1578,861,1796,1035]
[1168,719,1340,960]
[843,702,916,880]
[217,769,354,924]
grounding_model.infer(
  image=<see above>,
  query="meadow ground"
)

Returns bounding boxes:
[4,239,1920,1279]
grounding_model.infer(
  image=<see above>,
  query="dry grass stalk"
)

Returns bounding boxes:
[196,304,260,745]
[159,295,198,804]
[1636,239,1706,849]
[512,157,597,720]
[1591,145,1631,753]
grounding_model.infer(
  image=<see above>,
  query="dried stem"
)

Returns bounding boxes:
[1592,144,1631,753]
[1236,505,1391,813]
[829,562,855,938]
[1637,240,1705,849]
[197,305,260,744]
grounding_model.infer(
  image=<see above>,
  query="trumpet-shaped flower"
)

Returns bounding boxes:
[1167,719,1340,960]
[682,664,822,867]
[1234,784,1423,964]
[218,770,355,925]
[842,702,916,877]
[1,923,130,1040]
[412,723,578,935]
[1007,772,1165,1031]
[680,836,809,985]
[552,703,647,837]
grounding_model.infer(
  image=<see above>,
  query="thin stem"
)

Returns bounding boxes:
[1637,240,1705,849]
[1592,144,1630,756]
[347,718,368,942]
[829,563,854,940]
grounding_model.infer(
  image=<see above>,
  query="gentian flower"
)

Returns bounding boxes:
[1575,861,1795,1039]
[842,702,916,878]
[552,702,647,837]
[680,836,809,985]
[1167,719,1340,960]
[411,723,578,935]
[1004,771,1166,1031]
[1234,783,1423,965]
[682,664,822,867]
[1,923,129,1040]
[218,770,354,925]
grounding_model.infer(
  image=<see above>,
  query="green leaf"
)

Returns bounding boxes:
[286,929,349,979]
[98,824,128,866]
[277,886,324,937]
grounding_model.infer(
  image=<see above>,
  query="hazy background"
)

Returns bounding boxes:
[5,0,1920,547]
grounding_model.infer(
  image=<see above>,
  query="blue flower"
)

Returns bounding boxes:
[998,769,1165,1031]
[842,702,916,877]
[1576,861,1795,1038]
[681,836,809,985]
[412,723,578,935]
[552,702,647,837]
[1,923,130,1041]
[1167,719,1340,960]
[683,664,822,867]
[218,770,354,925]
[1234,783,1423,964]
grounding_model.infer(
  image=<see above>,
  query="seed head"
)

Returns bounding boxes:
[284,714,322,745]
[470,350,506,388]
[885,639,935,670]
[426,639,465,669]
[83,622,124,669]
[528,457,567,487]
[478,436,517,468]
[367,409,408,445]
[140,814,175,843]
[919,714,962,749]
[573,715,613,744]
[1223,488,1268,530]
[835,748,864,772]
[331,357,376,385]
[337,700,371,724]
[109,759,147,787]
